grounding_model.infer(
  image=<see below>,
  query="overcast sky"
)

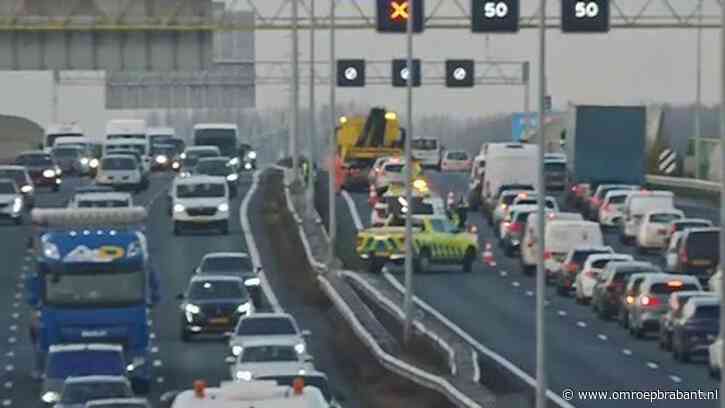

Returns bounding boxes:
[250,0,722,118]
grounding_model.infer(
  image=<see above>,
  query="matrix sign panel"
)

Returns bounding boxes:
[392,59,422,87]
[376,0,425,33]
[561,0,610,32]
[337,59,366,87]
[471,0,519,32]
[445,60,475,88]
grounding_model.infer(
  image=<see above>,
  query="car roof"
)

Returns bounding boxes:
[49,344,123,353]
[0,165,26,171]
[644,209,684,216]
[102,154,137,160]
[240,312,295,321]
[683,227,720,234]
[185,146,221,152]
[198,156,231,163]
[671,290,714,300]
[65,375,129,384]
[203,252,250,259]
[238,337,303,348]
[570,246,612,252]
[547,220,599,228]
[642,273,700,284]
[603,189,636,198]
[84,398,149,407]
[194,123,238,130]
[686,297,720,308]
[0,178,17,186]
[190,275,244,283]
[608,260,656,270]
[104,139,146,145]
[673,218,712,225]
[75,192,132,201]
[585,253,632,263]
[175,175,227,185]
[18,150,50,156]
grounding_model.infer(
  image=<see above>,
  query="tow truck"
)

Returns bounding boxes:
[356,214,479,274]
[26,207,160,394]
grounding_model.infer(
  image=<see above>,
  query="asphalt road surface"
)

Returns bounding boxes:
[333,170,721,408]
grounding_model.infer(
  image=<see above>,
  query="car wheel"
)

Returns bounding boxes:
[132,378,151,395]
[52,184,60,192]
[619,310,629,329]
[632,325,643,339]
[13,216,22,226]
[415,250,430,274]
[597,305,608,321]
[368,258,383,274]
[556,283,568,297]
[220,222,229,235]
[462,248,475,273]
[173,222,182,236]
[709,362,721,379]
[503,242,514,257]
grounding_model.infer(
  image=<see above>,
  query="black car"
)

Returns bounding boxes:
[195,252,260,304]
[675,227,719,286]
[51,145,86,175]
[150,144,178,171]
[591,261,661,319]
[672,297,720,362]
[658,290,714,350]
[15,151,62,191]
[178,275,253,341]
[0,166,35,208]
[192,157,239,197]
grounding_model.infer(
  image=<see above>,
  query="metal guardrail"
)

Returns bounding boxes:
[645,174,721,193]
[276,166,483,408]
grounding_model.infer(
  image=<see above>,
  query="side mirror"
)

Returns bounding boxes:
[301,330,311,337]
[256,266,262,273]
[193,268,199,275]
[225,356,236,364]
[303,354,314,363]
[159,391,180,408]
[176,293,184,300]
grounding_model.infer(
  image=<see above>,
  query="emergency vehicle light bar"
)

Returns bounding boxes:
[31,207,147,228]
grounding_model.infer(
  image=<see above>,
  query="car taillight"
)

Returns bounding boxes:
[625,295,635,304]
[509,222,522,233]
[503,221,511,231]
[591,197,601,206]
[640,295,660,307]
[671,224,677,234]
[544,251,552,260]
[583,270,597,279]
[679,248,688,264]
[566,262,579,273]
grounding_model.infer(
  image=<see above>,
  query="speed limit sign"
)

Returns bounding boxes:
[561,0,610,32]
[471,0,519,33]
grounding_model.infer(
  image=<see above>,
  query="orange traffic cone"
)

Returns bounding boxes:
[368,185,378,206]
[482,242,496,267]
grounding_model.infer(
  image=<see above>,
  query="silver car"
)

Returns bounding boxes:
[228,313,310,358]
[228,337,314,382]
[628,273,702,338]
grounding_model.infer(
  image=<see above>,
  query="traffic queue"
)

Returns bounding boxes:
[0,120,343,408]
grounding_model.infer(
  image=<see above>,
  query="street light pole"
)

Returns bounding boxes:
[535,2,547,408]
[695,0,703,179]
[719,1,725,405]
[523,62,530,141]
[291,0,300,179]
[402,0,415,346]
[308,0,317,192]
[327,0,337,267]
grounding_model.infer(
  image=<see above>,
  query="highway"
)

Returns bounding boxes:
[0,172,357,408]
[332,170,722,408]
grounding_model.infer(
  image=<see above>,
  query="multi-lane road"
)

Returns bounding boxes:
[333,170,721,408]
[0,172,359,408]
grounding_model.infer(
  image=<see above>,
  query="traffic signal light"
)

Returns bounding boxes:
[471,0,520,33]
[445,60,474,88]
[561,0,610,33]
[337,59,366,87]
[392,59,421,87]
[376,0,424,33]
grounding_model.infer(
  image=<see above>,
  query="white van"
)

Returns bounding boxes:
[481,143,538,210]
[106,119,147,140]
[542,220,604,279]
[621,191,675,244]
[521,212,584,273]
[411,138,442,169]
[44,123,83,150]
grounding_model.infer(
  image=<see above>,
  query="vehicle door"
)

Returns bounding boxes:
[427,218,457,262]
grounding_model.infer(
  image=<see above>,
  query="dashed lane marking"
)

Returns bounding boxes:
[512,281,520,287]
[4,365,13,372]
[3,382,11,389]
[5,351,13,358]
[10,314,18,320]
[156,377,165,384]
[8,325,16,332]
[2,399,10,406]
[21,265,28,272]
[13,294,20,300]
[597,334,607,341]
[525,290,534,296]
[646,362,659,369]
[557,310,567,317]
[151,346,159,354]
[576,321,587,328]
[670,375,682,383]
[500,271,508,277]
[149,333,156,340]
[7,337,16,344]
[622,349,632,356]
[153,360,162,368]
[12,303,18,309]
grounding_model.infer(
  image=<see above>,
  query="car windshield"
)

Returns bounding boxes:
[189,280,246,300]
[16,154,52,166]
[78,200,130,208]
[0,182,17,194]
[447,152,468,160]
[60,381,132,404]
[195,160,231,175]
[0,170,26,186]
[384,164,404,173]
[694,305,720,319]
[650,213,681,223]
[572,250,611,264]
[686,231,719,259]
[149,134,173,146]
[102,157,136,170]
[151,145,175,156]
[236,317,296,336]
[240,345,298,363]
[176,183,226,198]
[45,268,145,307]
[613,267,657,282]
[591,258,619,269]
[52,147,81,158]
[513,211,533,223]
[501,194,520,206]
[258,375,332,402]
[203,256,253,272]
[412,139,437,150]
[675,222,711,232]
[107,145,145,156]
[46,351,124,378]
[608,195,628,205]
[650,283,700,295]
[544,162,566,172]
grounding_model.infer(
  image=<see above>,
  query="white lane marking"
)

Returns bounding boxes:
[383,271,576,408]
[576,321,587,328]
[12,303,18,308]
[148,320,153,326]
[15,283,23,289]
[5,351,13,358]
[13,293,20,300]
[10,314,18,320]
[472,350,481,383]
[151,346,159,354]
[4,365,13,372]
[557,310,567,317]
[3,381,11,389]
[646,362,659,369]
[500,271,508,277]
[544,300,551,307]
[142,177,174,210]
[525,290,534,297]
[512,281,520,287]
[21,265,28,272]
[7,337,16,344]
[597,334,607,341]
[669,375,682,383]
[156,377,165,383]
[2,399,10,406]
[149,333,156,340]
[8,325,16,332]
[153,360,162,367]
[341,190,364,231]
[23,256,31,262]
[240,169,283,312]
[622,349,632,356]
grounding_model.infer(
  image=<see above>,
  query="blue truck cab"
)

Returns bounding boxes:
[26,207,159,394]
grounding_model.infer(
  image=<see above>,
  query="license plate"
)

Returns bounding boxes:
[209,317,229,324]
[692,260,712,267]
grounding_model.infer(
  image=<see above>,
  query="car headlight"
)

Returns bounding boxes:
[127,241,142,258]
[218,203,229,212]
[156,155,168,164]
[294,343,306,355]
[229,157,240,166]
[232,345,243,356]
[80,157,89,165]
[20,185,33,193]
[247,151,257,159]
[185,304,200,314]
[244,277,260,287]
[12,197,22,213]
[226,173,238,182]
[126,356,146,372]
[42,169,56,178]
[173,204,186,213]
[244,163,252,170]
[172,161,180,169]
[236,302,251,314]
[89,158,99,168]
[42,242,60,260]
[55,166,62,175]
[180,153,187,159]
[41,391,60,403]
[235,370,252,381]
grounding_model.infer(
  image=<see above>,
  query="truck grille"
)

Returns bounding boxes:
[187,207,217,216]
